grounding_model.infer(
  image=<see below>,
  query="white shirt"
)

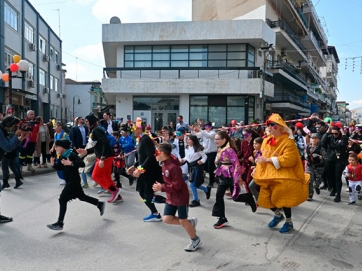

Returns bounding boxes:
[193,129,217,154]
[107,121,113,134]
[183,146,207,164]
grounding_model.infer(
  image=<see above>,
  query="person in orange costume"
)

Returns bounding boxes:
[252,114,310,234]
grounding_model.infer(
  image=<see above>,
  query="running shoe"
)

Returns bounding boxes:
[184,237,202,252]
[213,217,229,229]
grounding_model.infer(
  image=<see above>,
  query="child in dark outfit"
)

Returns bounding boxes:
[152,143,202,252]
[47,139,106,230]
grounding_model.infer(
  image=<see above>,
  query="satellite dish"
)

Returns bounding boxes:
[110,17,121,24]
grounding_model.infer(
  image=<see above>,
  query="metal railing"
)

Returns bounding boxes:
[290,0,308,28]
[266,19,307,54]
[103,67,260,80]
[308,0,328,44]
[266,93,310,109]
[268,60,307,85]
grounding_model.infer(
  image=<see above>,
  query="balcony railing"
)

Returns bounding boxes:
[290,0,308,28]
[307,0,328,44]
[268,60,307,85]
[266,19,307,55]
[103,67,260,80]
[266,93,310,109]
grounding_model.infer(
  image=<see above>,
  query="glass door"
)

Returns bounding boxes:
[153,111,178,131]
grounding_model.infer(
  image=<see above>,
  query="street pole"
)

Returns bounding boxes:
[8,69,12,105]
[72,96,75,121]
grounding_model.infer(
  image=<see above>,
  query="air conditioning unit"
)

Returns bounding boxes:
[29,43,36,51]
[43,55,50,62]
[43,87,50,94]
[56,64,61,71]
[28,80,35,88]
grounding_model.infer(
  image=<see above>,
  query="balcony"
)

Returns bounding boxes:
[268,60,307,85]
[103,67,260,80]
[302,0,328,46]
[266,19,307,56]
[267,93,310,109]
[289,0,309,29]
[326,72,337,87]
[301,31,327,67]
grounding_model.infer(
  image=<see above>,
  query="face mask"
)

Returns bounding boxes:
[204,125,211,129]
[243,133,251,138]
[176,131,182,137]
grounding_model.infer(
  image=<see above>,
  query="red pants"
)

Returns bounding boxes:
[92,157,115,190]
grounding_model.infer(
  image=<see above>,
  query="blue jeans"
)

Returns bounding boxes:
[2,156,22,180]
[81,172,92,184]
[189,181,208,201]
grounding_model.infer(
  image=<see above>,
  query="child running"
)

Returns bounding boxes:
[153,143,202,252]
[47,139,106,230]
[180,135,209,207]
[248,137,263,203]
[343,153,362,205]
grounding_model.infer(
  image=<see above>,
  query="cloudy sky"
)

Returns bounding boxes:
[29,0,362,108]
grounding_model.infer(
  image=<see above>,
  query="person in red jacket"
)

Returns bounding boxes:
[19,110,40,172]
[343,153,362,204]
[153,143,202,252]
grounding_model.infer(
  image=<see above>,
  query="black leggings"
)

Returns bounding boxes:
[325,161,345,196]
[271,207,291,219]
[58,193,99,222]
[204,152,217,186]
[212,183,233,218]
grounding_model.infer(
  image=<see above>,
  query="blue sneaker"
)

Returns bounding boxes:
[143,213,162,222]
[279,221,294,234]
[268,214,285,228]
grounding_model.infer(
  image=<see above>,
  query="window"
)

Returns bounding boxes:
[24,22,34,43]
[4,2,18,31]
[190,95,255,127]
[28,62,34,80]
[39,69,46,85]
[50,47,54,60]
[4,48,14,68]
[39,36,46,54]
[124,44,254,68]
[54,78,59,92]
[55,51,59,64]
[50,75,54,90]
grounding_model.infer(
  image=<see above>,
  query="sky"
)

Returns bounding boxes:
[28,0,362,109]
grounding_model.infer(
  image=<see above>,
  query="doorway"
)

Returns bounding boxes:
[153,111,178,131]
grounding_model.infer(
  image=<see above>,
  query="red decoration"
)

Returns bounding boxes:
[9,63,19,73]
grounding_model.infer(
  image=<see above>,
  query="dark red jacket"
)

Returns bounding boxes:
[161,155,189,206]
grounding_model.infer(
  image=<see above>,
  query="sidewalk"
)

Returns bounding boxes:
[0,164,55,179]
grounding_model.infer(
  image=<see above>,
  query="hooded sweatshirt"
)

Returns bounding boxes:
[161,155,189,206]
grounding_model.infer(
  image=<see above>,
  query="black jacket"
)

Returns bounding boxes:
[322,133,348,162]
[86,126,114,159]
[53,152,85,183]
[69,125,89,149]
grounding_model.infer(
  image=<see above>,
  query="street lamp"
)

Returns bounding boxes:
[72,95,81,121]
[0,56,29,114]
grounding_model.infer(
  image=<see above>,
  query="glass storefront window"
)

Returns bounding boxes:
[190,96,208,106]
[209,106,226,127]
[190,45,208,52]
[134,96,179,111]
[190,106,208,125]
[227,107,245,124]
[228,96,245,106]
[190,95,255,127]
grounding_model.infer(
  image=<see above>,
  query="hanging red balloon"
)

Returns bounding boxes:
[10,63,19,73]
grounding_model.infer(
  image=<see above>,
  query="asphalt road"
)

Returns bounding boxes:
[1,172,361,271]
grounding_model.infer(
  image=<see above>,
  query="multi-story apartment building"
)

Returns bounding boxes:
[0,0,64,120]
[102,0,338,128]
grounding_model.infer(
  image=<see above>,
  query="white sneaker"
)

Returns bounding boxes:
[184,237,202,252]
[59,180,66,185]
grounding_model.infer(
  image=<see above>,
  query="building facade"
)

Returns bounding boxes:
[102,0,339,128]
[0,0,64,120]
[64,79,107,122]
